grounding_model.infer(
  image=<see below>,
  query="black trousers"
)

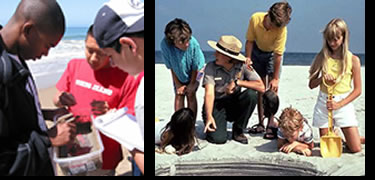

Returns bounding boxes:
[202,89,257,144]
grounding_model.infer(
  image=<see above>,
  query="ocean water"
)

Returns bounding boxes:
[27,27,88,89]
[155,51,365,66]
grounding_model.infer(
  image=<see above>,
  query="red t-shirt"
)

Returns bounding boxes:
[56,58,139,169]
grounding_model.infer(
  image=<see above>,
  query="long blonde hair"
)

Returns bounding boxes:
[309,18,350,81]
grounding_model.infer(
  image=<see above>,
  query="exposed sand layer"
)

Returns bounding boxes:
[155,64,365,176]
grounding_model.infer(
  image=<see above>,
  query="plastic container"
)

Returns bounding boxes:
[53,125,104,176]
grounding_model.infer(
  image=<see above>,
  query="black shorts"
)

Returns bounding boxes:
[251,42,282,78]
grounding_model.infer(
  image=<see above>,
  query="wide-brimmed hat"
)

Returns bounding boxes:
[207,35,246,62]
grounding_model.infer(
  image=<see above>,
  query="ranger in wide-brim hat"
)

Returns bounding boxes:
[207,35,247,62]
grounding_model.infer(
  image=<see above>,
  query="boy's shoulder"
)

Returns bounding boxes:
[251,12,267,20]
[68,58,86,65]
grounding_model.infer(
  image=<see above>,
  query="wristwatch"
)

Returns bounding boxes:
[234,79,239,86]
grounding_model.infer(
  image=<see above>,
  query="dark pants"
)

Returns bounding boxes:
[202,89,257,144]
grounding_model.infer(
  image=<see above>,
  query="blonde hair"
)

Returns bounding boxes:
[278,107,304,137]
[309,18,350,81]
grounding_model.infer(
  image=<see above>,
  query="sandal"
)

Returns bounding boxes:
[247,123,265,134]
[263,127,278,140]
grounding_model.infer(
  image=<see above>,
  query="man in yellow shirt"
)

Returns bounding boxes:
[245,2,292,139]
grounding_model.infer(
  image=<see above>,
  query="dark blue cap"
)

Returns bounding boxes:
[93,0,144,48]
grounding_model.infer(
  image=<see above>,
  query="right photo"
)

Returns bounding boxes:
[154,0,365,176]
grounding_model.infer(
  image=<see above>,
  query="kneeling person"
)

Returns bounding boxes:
[202,35,265,144]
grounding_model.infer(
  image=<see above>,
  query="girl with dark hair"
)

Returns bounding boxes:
[155,108,197,155]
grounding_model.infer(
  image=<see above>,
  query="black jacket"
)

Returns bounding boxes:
[0,34,54,176]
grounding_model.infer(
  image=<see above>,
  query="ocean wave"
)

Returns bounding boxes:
[27,39,86,89]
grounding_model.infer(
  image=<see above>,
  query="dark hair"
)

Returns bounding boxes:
[268,1,292,27]
[16,0,65,35]
[164,18,192,45]
[85,25,94,41]
[108,30,144,53]
[263,89,279,117]
[160,108,196,155]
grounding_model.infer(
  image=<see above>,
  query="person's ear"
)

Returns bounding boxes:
[119,37,137,55]
[21,22,34,37]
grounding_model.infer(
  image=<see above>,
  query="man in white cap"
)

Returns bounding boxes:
[203,35,265,144]
[93,0,144,174]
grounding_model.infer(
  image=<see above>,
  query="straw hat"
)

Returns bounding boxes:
[207,35,246,62]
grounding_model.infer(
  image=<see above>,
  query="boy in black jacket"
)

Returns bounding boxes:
[0,0,76,176]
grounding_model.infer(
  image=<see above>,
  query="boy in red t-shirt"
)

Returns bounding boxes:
[53,25,140,175]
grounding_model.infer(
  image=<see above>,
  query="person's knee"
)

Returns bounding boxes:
[349,144,362,153]
[243,89,257,104]
[186,91,196,100]
[206,134,227,144]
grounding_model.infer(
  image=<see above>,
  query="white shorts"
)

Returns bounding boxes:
[313,91,358,128]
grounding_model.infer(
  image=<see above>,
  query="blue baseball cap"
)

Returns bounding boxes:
[93,0,144,48]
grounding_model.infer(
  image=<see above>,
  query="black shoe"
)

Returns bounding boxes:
[233,132,248,144]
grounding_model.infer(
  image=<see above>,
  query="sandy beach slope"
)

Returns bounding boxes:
[155,64,365,176]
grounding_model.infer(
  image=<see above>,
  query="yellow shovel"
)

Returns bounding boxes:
[320,78,342,158]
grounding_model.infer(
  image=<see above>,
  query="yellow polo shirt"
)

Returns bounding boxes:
[321,52,353,95]
[246,12,287,55]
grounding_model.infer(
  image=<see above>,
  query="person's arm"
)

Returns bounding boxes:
[269,53,282,92]
[308,54,324,89]
[171,70,186,95]
[236,78,265,93]
[279,140,313,154]
[131,149,144,174]
[48,122,76,147]
[203,84,216,133]
[277,138,288,149]
[186,70,198,94]
[327,55,362,110]
[245,40,254,66]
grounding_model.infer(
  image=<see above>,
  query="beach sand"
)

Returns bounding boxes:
[38,86,132,176]
[155,64,365,176]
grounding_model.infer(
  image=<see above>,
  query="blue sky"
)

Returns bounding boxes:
[155,0,365,53]
[0,0,108,27]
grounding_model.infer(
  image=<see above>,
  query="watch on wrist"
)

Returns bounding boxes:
[234,79,238,86]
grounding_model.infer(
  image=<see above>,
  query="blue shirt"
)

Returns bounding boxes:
[161,36,205,84]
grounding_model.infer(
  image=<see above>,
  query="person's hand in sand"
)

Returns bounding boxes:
[279,141,299,153]
[295,147,312,156]
[204,116,217,133]
[279,141,312,156]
